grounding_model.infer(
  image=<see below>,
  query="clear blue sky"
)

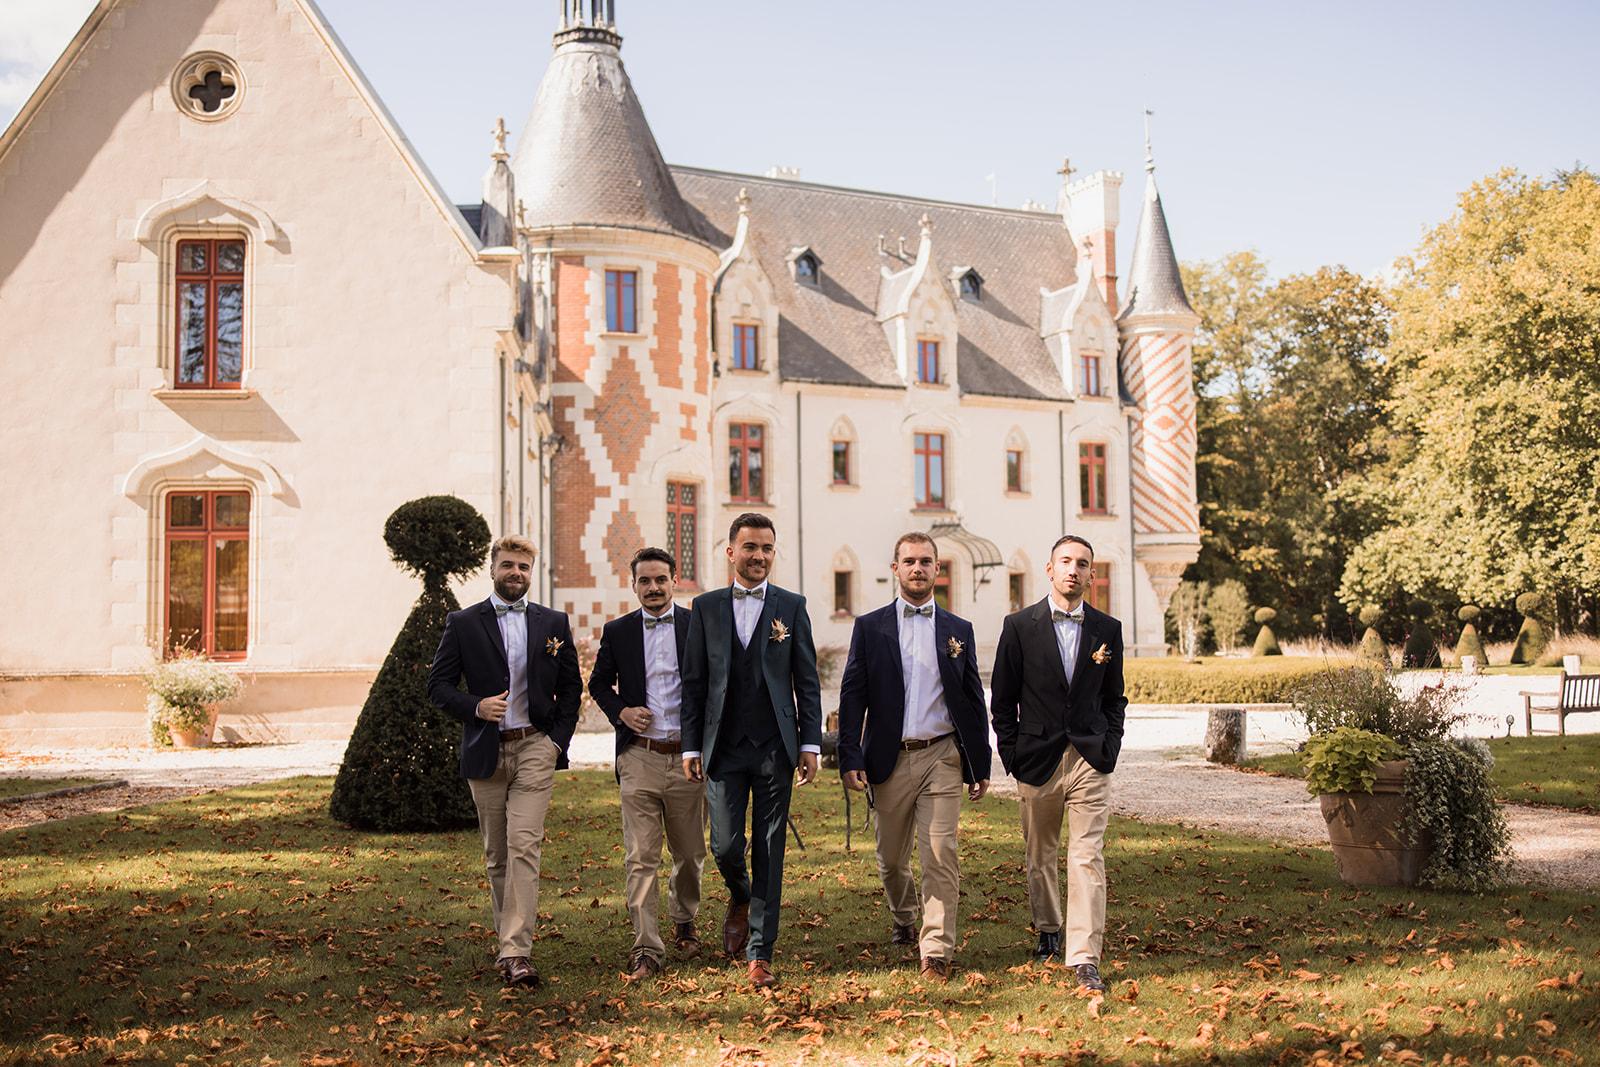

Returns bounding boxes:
[4,1,1597,279]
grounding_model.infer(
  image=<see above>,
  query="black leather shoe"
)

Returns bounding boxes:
[891,922,917,947]
[1073,962,1107,992]
[1031,931,1061,962]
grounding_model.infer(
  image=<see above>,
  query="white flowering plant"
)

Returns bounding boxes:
[145,651,242,746]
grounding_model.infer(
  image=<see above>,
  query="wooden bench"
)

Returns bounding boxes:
[1522,672,1600,736]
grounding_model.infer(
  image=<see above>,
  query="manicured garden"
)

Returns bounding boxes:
[2,772,1596,1065]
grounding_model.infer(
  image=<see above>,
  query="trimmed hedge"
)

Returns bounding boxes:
[1124,656,1353,704]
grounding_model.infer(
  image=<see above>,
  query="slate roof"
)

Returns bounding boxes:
[671,168,1081,400]
[1118,173,1194,320]
[510,33,708,245]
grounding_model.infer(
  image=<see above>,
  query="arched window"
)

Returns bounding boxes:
[164,488,250,659]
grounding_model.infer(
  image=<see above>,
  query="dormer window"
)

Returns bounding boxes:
[956,267,983,301]
[789,247,821,286]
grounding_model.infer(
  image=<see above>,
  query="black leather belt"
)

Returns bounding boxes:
[499,726,543,741]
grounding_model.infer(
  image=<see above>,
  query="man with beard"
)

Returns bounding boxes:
[428,535,581,987]
[588,546,706,979]
[681,512,822,990]
[837,531,991,982]
[990,534,1126,992]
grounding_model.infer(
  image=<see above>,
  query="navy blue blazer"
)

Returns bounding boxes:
[836,602,992,785]
[427,598,583,779]
[588,606,692,768]
[989,598,1127,785]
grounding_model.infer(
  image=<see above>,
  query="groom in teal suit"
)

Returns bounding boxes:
[681,512,822,990]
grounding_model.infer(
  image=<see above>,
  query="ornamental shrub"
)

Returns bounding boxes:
[1405,737,1512,889]
[1357,605,1389,665]
[1123,657,1341,703]
[329,496,491,831]
[1302,726,1401,795]
[1454,605,1488,666]
[1291,666,1460,746]
[1401,599,1441,669]
[1252,607,1281,657]
[1510,592,1550,665]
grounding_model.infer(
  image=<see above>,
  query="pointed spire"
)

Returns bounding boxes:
[1143,108,1155,174]
[1119,111,1194,321]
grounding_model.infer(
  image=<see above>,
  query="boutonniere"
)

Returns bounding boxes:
[1091,643,1112,665]
[546,636,564,656]
[946,636,965,659]
[769,619,790,643]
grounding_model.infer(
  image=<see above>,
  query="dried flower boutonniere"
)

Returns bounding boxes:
[769,619,790,643]
[546,636,565,656]
[1091,643,1112,665]
[946,636,965,659]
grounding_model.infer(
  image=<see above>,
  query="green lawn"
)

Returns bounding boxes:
[1245,734,1600,812]
[0,776,101,801]
[2,774,1596,1065]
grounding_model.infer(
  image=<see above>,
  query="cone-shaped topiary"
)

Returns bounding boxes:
[1401,599,1441,669]
[1510,592,1549,665]
[1251,606,1282,657]
[1357,604,1389,665]
[330,496,492,831]
[1454,605,1488,667]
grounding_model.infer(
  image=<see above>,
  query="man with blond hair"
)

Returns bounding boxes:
[428,535,581,987]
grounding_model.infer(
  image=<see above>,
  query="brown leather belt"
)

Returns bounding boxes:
[498,726,543,742]
[901,732,955,751]
[630,736,682,755]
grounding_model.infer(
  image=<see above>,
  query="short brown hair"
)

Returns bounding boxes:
[728,511,775,544]
[490,535,538,565]
[892,531,938,562]
[1049,534,1093,560]
[630,546,677,578]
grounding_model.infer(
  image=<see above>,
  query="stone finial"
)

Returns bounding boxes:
[1058,157,1076,180]
[736,186,750,216]
[491,116,509,161]
[516,198,527,229]
[1143,108,1155,174]
[919,212,932,238]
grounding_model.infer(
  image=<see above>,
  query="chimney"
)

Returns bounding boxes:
[1062,163,1123,311]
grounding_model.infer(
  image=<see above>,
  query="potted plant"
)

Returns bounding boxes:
[146,651,243,747]
[1292,667,1511,888]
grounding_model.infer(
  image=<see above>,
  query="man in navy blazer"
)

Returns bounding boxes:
[837,531,991,981]
[427,535,581,987]
[680,512,822,990]
[588,546,706,980]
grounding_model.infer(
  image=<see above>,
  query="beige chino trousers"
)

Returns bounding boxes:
[468,731,560,961]
[1017,744,1111,965]
[618,743,707,961]
[870,735,965,961]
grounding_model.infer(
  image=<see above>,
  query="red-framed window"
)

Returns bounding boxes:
[916,339,940,384]
[666,481,698,588]
[164,489,250,660]
[1005,448,1024,493]
[1079,441,1108,515]
[605,269,637,332]
[175,238,244,389]
[1081,353,1102,397]
[732,323,760,371]
[913,432,945,508]
[831,440,851,485]
[728,423,765,502]
[833,571,853,616]
[1087,561,1113,615]
[1008,571,1026,613]
[934,560,953,611]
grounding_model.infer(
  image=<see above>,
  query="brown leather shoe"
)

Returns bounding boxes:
[625,950,661,980]
[504,956,540,987]
[748,959,778,989]
[723,902,750,958]
[891,922,917,947]
[919,957,951,982]
[674,921,701,957]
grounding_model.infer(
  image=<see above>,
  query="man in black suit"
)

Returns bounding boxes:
[588,546,706,980]
[837,531,992,982]
[990,534,1126,993]
[681,512,822,990]
[427,535,581,987]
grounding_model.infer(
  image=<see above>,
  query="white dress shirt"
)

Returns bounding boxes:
[639,605,682,741]
[1049,595,1085,689]
[895,597,954,741]
[489,591,531,730]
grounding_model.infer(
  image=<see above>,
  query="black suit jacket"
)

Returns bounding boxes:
[588,606,691,771]
[427,598,583,779]
[681,584,823,774]
[836,602,992,785]
[990,598,1127,785]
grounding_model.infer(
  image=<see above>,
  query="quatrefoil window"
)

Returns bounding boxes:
[172,53,244,122]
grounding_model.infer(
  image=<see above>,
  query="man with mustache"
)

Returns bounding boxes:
[588,546,706,980]
[990,534,1126,993]
[681,512,822,990]
[428,535,581,987]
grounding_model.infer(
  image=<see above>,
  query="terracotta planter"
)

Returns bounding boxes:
[1318,760,1433,886]
[168,705,219,749]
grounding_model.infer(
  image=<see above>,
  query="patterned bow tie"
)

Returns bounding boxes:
[732,586,764,600]
[903,604,933,618]
[644,613,671,629]
[1052,608,1085,625]
[494,601,527,617]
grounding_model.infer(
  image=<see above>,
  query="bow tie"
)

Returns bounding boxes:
[732,586,764,600]
[643,613,672,629]
[1052,608,1085,625]
[494,601,527,617]
[903,604,933,618]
